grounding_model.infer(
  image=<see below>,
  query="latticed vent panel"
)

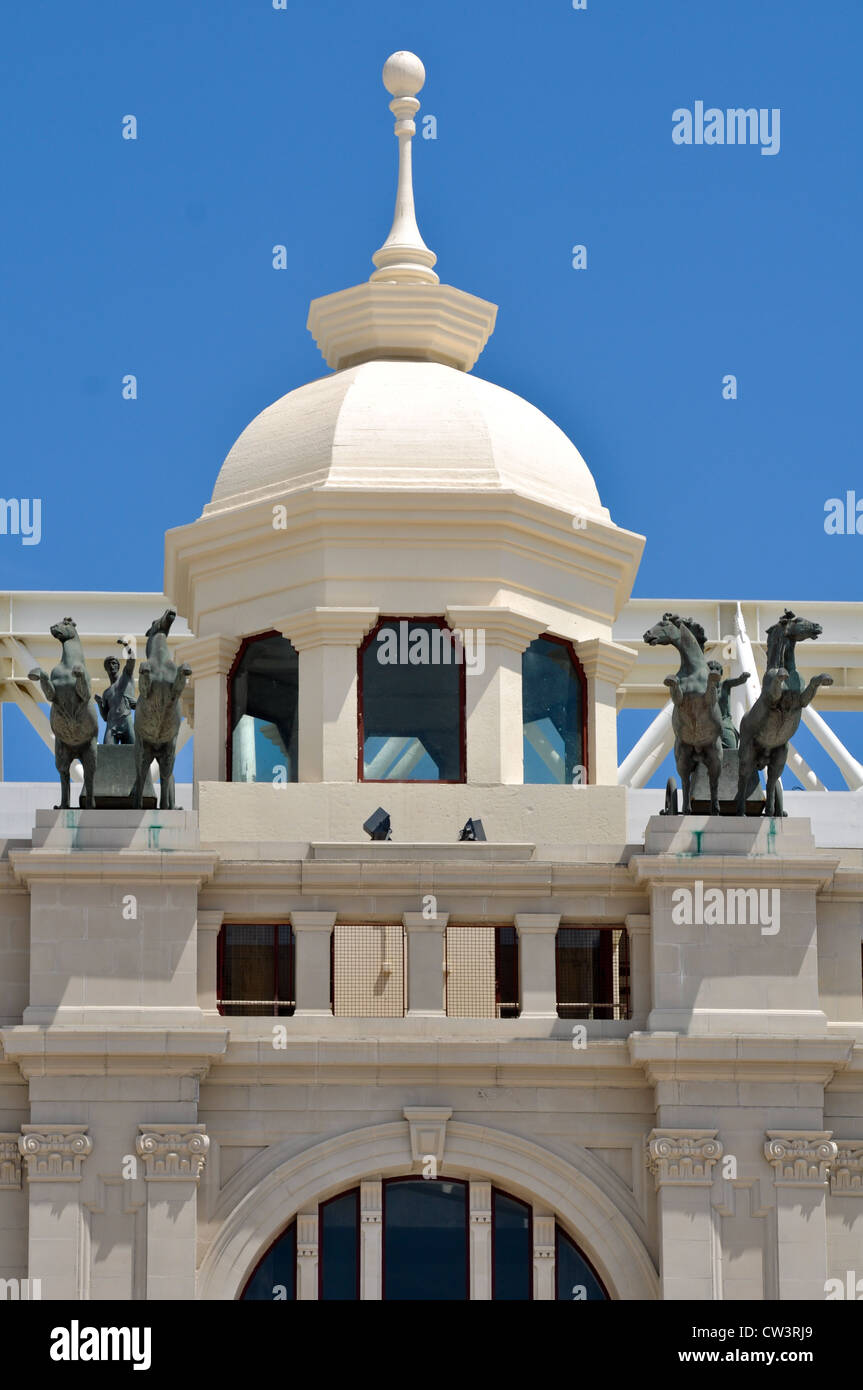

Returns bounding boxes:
[446,927,497,1018]
[333,924,405,1017]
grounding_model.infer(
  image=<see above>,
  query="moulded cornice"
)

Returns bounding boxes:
[278,607,379,650]
[164,489,645,634]
[0,1026,228,1079]
[306,282,498,372]
[8,850,219,887]
[576,636,639,684]
[444,606,547,652]
[629,1032,854,1084]
[173,633,241,679]
[628,855,839,889]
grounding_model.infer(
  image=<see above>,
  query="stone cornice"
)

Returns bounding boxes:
[0,1027,228,1079]
[764,1131,837,1186]
[136,1125,209,1182]
[8,850,219,886]
[164,490,645,636]
[173,633,240,680]
[576,637,639,685]
[278,607,379,651]
[629,1033,855,1085]
[0,1133,21,1189]
[629,855,838,889]
[19,1125,92,1182]
[646,1129,723,1187]
[831,1140,863,1195]
[444,607,547,653]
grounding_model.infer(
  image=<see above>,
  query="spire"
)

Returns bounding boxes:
[307,51,497,373]
[370,52,438,285]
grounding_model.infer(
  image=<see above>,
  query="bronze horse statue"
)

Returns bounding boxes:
[735,610,833,817]
[29,618,99,809]
[644,613,722,815]
[132,609,191,810]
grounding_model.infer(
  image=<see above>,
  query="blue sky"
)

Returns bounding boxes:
[2,0,861,784]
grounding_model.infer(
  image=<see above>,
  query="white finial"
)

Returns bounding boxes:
[370,51,439,285]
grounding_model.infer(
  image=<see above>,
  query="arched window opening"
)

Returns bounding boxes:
[556,1224,608,1301]
[228,632,298,783]
[359,619,465,782]
[522,635,587,785]
[242,1219,296,1301]
[240,1180,609,1300]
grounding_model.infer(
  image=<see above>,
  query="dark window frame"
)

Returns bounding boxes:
[555,926,631,1021]
[357,616,467,784]
[381,1176,470,1301]
[216,922,295,1017]
[226,629,298,784]
[491,1186,533,1301]
[318,1186,361,1301]
[522,632,590,785]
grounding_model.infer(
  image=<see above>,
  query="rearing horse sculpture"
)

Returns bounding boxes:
[735,610,833,817]
[132,609,192,810]
[644,613,723,815]
[29,618,99,809]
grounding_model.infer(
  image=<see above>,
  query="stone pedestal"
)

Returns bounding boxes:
[92,745,155,810]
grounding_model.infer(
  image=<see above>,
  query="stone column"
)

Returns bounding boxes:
[289,911,336,1017]
[360,1179,383,1300]
[403,912,448,1017]
[533,1213,556,1300]
[624,913,651,1028]
[0,1135,25,1289]
[197,909,224,1019]
[136,1124,209,1300]
[469,1181,492,1299]
[296,1212,319,1300]
[279,608,378,783]
[576,638,637,786]
[646,1129,723,1300]
[446,607,546,785]
[764,1131,836,1301]
[19,1125,92,1300]
[174,634,241,791]
[828,1141,863,1296]
[516,913,560,1020]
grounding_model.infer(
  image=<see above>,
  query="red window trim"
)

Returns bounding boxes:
[225,630,296,783]
[357,617,467,783]
[523,631,590,786]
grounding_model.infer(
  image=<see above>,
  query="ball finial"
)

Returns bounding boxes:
[382,50,425,98]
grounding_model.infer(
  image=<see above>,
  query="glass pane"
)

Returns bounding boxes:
[493,1190,531,1300]
[362,622,463,781]
[320,1189,359,1300]
[523,638,584,784]
[557,927,622,1020]
[241,1222,296,1300]
[555,1226,607,1301]
[383,1179,467,1300]
[220,924,274,1016]
[231,635,299,783]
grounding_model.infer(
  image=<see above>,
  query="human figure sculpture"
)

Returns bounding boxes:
[132,609,192,811]
[28,618,99,809]
[706,661,749,749]
[95,643,136,745]
[643,613,722,815]
[735,610,834,817]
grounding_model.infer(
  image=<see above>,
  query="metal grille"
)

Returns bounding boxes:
[446,927,496,1017]
[445,927,520,1018]
[333,924,405,1017]
[217,923,294,1017]
[555,927,630,1020]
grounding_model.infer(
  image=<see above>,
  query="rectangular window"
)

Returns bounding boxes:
[217,924,295,1016]
[446,926,520,1018]
[555,927,630,1020]
[332,924,405,1017]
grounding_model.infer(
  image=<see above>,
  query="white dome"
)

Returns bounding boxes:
[206,360,608,520]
